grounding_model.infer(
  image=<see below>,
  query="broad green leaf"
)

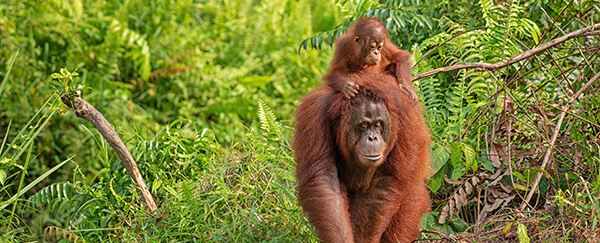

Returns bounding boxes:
[517,223,530,243]
[450,144,461,167]
[0,170,6,185]
[482,158,495,172]
[429,169,444,193]
[431,145,450,174]
[462,143,476,172]
[514,183,530,191]
[451,164,465,180]
[512,171,526,182]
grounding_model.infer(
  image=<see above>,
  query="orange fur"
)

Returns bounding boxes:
[294,73,431,242]
[323,18,415,100]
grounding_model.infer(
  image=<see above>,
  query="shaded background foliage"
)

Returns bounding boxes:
[0,0,599,242]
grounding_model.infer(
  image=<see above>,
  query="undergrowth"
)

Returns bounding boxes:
[7,115,315,242]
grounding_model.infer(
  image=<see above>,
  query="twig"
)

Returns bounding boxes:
[520,71,600,211]
[412,23,600,82]
[61,91,158,212]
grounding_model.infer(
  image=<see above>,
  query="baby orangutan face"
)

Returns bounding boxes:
[353,19,387,66]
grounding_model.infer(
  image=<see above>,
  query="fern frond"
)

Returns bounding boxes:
[31,13,70,46]
[298,17,355,54]
[299,0,438,53]
[258,100,280,138]
[108,19,151,80]
[44,226,85,243]
[26,182,74,210]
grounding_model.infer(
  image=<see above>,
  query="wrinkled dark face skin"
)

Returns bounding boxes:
[346,100,391,168]
[353,22,386,66]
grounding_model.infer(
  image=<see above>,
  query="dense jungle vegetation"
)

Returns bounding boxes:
[1,0,599,242]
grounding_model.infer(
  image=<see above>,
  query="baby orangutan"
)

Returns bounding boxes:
[323,18,417,101]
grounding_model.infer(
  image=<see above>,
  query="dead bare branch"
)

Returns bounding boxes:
[61,91,158,212]
[412,23,600,82]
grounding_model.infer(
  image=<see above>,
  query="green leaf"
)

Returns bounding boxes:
[450,144,461,167]
[0,158,13,164]
[0,156,74,210]
[0,170,6,185]
[238,75,273,87]
[462,143,476,172]
[531,28,539,45]
[151,179,162,194]
[517,223,530,243]
[451,164,465,180]
[503,221,514,235]
[512,171,526,182]
[317,33,323,49]
[429,168,444,193]
[482,158,495,172]
[0,49,18,98]
[523,168,548,183]
[258,100,280,138]
[60,68,69,76]
[50,73,64,79]
[431,145,450,175]
[514,183,530,191]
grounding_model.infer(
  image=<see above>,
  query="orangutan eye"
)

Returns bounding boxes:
[361,123,368,130]
[374,121,381,128]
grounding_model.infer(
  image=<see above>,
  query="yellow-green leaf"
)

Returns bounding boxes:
[517,223,530,243]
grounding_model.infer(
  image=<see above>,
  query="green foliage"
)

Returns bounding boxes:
[408,0,600,239]
[16,117,311,241]
[107,19,151,80]
[0,49,17,98]
[1,0,599,241]
[299,0,600,239]
[1,0,337,240]
[300,0,440,52]
[26,182,75,211]
[49,68,88,101]
[258,99,281,139]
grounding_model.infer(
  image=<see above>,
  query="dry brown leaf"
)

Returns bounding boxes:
[491,143,510,168]
[490,144,502,168]
[439,204,449,224]
[502,96,515,114]
[478,194,516,222]
[465,181,473,194]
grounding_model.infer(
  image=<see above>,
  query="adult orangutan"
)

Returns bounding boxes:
[294,73,431,242]
[323,18,417,101]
